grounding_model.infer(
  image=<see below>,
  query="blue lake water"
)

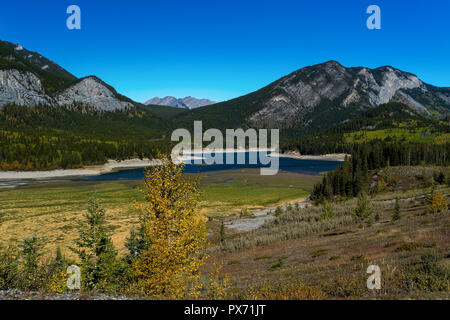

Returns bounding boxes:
[76,152,342,182]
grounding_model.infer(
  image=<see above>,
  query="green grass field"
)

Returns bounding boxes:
[345,127,450,144]
[0,169,320,256]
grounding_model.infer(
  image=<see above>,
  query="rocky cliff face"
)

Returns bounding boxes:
[0,41,135,111]
[0,72,134,111]
[0,70,134,111]
[56,77,134,111]
[0,69,55,107]
[248,61,449,127]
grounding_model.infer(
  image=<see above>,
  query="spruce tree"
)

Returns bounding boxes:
[392,198,401,222]
[353,192,373,222]
[70,197,117,290]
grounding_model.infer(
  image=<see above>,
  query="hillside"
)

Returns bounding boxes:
[173,61,450,134]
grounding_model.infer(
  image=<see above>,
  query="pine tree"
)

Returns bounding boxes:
[219,220,225,243]
[392,198,401,222]
[70,197,117,290]
[20,236,45,289]
[353,192,373,222]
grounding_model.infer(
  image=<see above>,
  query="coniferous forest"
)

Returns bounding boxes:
[311,142,450,202]
[0,104,174,170]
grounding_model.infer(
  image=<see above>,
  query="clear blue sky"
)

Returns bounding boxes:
[1,0,449,102]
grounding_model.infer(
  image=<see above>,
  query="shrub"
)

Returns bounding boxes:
[274,207,283,216]
[249,280,327,300]
[404,252,449,292]
[220,205,353,252]
[429,192,448,213]
[0,247,20,290]
[394,242,437,252]
[310,249,328,258]
[353,192,373,222]
[319,201,335,220]
[321,276,366,298]
[207,262,231,299]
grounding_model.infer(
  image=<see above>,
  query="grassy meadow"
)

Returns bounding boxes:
[345,127,450,144]
[206,183,450,299]
[0,168,319,257]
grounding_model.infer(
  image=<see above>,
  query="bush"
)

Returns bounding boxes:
[353,192,373,222]
[321,276,366,298]
[429,192,448,213]
[249,280,327,300]
[394,242,436,252]
[319,201,335,220]
[0,247,20,290]
[404,252,449,292]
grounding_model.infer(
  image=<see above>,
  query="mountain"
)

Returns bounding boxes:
[1,41,76,79]
[0,40,136,111]
[145,96,216,109]
[1,40,449,140]
[175,61,450,133]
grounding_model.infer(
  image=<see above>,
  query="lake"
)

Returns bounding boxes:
[76,152,341,182]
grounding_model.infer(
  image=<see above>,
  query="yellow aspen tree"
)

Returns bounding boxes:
[430,191,448,214]
[132,160,208,298]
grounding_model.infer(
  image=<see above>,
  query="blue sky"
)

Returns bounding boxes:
[0,0,449,102]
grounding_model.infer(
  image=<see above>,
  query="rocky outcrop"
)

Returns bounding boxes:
[56,77,133,111]
[0,69,55,107]
[0,71,133,111]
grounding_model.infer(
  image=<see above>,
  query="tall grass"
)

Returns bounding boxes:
[219,205,354,252]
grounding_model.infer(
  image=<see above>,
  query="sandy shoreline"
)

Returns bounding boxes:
[274,152,348,162]
[0,151,347,181]
[0,159,161,181]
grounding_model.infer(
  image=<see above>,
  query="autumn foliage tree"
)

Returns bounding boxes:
[429,192,448,214]
[132,160,208,298]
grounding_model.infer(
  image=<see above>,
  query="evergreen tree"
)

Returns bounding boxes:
[219,220,225,243]
[392,198,401,222]
[70,197,117,290]
[353,192,373,222]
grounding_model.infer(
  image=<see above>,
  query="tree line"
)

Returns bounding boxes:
[311,141,450,202]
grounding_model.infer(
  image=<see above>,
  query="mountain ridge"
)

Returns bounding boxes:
[1,40,449,136]
[174,60,450,134]
[145,96,216,109]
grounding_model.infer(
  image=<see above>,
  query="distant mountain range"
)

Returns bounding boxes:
[1,40,449,135]
[145,96,216,109]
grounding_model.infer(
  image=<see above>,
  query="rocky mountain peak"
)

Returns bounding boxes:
[56,77,134,111]
[145,96,216,109]
[247,60,448,128]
